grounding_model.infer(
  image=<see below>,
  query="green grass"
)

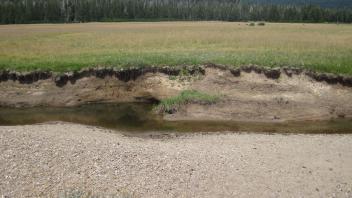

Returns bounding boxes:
[0,22,351,74]
[156,90,219,113]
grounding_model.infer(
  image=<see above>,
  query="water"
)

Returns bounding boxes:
[0,103,351,134]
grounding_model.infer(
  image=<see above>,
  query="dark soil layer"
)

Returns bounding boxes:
[1,64,352,87]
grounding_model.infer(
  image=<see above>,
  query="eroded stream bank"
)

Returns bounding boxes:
[1,65,352,123]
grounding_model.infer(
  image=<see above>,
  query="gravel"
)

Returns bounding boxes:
[0,123,352,197]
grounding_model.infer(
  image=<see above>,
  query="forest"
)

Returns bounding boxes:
[246,0,352,8]
[1,0,352,24]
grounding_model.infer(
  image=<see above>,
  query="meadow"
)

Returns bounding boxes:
[0,22,351,74]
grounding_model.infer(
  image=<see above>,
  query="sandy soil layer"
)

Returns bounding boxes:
[166,67,352,122]
[0,123,351,197]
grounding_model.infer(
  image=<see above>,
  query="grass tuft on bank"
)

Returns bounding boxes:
[156,90,219,113]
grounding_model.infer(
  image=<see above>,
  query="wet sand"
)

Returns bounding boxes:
[0,123,351,197]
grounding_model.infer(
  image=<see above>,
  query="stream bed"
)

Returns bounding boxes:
[0,103,352,134]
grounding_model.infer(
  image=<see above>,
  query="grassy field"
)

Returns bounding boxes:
[0,22,351,74]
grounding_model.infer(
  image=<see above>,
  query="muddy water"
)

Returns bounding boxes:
[0,103,351,134]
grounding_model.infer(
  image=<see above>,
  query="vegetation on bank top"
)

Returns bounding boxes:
[155,90,219,114]
[0,22,351,75]
[1,0,352,24]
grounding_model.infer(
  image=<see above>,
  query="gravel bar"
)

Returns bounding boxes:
[0,123,352,197]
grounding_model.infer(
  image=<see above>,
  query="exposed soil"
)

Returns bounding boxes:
[1,65,352,122]
[167,66,352,122]
[1,123,352,197]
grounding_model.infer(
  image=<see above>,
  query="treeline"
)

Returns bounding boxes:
[246,0,352,8]
[1,0,352,24]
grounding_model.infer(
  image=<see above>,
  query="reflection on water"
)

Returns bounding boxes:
[0,103,351,134]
